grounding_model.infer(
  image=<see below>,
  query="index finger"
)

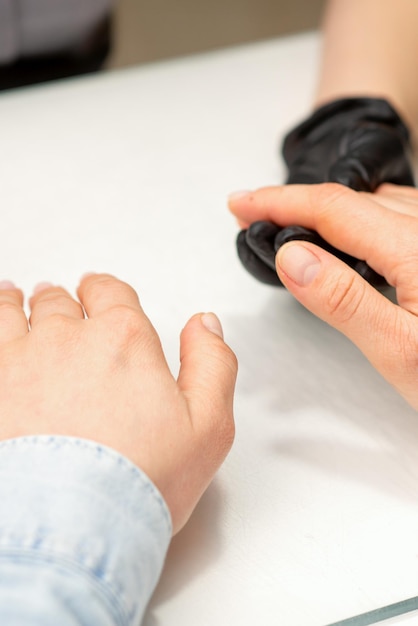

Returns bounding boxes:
[228,183,417,283]
[373,183,418,217]
[229,183,385,232]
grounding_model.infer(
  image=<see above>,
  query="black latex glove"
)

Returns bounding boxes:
[236,97,415,288]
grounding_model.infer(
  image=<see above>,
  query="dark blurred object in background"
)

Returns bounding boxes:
[0,1,114,91]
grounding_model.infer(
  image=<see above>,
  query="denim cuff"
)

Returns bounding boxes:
[0,436,172,625]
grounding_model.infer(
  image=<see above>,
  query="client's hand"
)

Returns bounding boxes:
[230,183,418,410]
[0,273,237,533]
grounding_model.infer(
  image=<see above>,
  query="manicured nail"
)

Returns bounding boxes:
[277,243,321,286]
[0,280,16,290]
[33,281,54,294]
[201,312,224,338]
[228,190,251,202]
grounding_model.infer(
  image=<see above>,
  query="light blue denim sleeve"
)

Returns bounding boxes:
[0,436,172,626]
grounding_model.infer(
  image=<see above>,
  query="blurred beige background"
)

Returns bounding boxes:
[107,0,326,69]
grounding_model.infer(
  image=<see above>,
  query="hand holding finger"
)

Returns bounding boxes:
[230,183,418,301]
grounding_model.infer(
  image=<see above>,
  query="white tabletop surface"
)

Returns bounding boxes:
[0,31,417,626]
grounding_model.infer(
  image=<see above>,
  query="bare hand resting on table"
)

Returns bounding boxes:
[229,183,418,411]
[0,273,237,533]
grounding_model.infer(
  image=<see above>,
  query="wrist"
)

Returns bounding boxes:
[282,96,415,191]
[283,97,412,164]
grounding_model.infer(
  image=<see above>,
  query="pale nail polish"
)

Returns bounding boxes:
[0,280,16,290]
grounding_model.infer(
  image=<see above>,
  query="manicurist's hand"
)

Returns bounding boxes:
[234,98,415,289]
[229,183,418,410]
[0,273,237,533]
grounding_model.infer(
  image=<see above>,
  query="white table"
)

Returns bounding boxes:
[0,31,417,626]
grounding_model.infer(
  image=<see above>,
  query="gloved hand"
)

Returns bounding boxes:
[236,97,415,288]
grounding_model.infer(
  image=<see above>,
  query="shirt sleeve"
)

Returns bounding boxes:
[0,436,172,626]
[0,0,19,63]
[0,0,113,63]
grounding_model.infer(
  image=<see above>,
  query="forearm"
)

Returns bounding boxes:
[315,0,418,133]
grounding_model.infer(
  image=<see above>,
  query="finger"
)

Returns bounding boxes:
[29,283,85,327]
[275,241,406,389]
[239,222,387,290]
[245,221,281,269]
[228,183,417,289]
[177,313,237,456]
[274,225,388,289]
[370,194,418,217]
[376,183,418,201]
[0,281,28,343]
[236,230,283,286]
[373,183,418,217]
[77,273,142,318]
[229,183,379,234]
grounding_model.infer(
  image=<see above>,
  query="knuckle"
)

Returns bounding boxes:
[205,410,235,461]
[218,342,239,377]
[401,346,418,382]
[376,182,397,196]
[309,182,353,222]
[84,275,117,298]
[102,305,158,354]
[38,293,76,311]
[0,301,21,317]
[325,272,366,324]
[105,304,143,335]
[33,315,80,359]
[370,313,418,394]
[220,416,236,451]
[33,288,67,304]
[39,314,75,337]
[394,316,418,372]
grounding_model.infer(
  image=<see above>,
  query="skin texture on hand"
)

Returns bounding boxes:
[230,183,418,411]
[0,273,237,534]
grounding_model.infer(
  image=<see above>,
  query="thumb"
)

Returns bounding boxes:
[276,241,402,374]
[178,313,237,445]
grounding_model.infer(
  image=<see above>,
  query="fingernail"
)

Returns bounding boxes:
[201,312,224,338]
[228,190,251,202]
[81,272,96,280]
[0,280,16,290]
[277,244,321,286]
[33,281,54,294]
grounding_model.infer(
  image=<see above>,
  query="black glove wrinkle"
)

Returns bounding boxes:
[236,228,283,286]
